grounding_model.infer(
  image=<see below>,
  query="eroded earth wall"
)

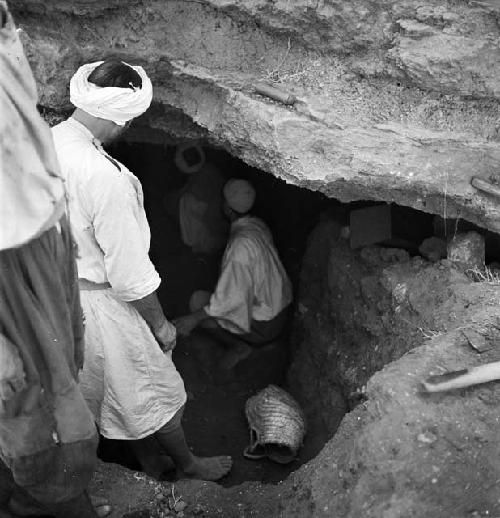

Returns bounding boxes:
[10,0,500,231]
[84,214,500,517]
[284,213,500,517]
[288,215,486,430]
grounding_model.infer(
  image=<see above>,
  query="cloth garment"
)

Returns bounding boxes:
[205,216,293,334]
[238,306,290,345]
[156,404,184,434]
[191,290,289,345]
[0,450,15,507]
[53,117,185,439]
[0,3,65,250]
[179,164,229,254]
[52,117,161,302]
[1,5,97,506]
[223,179,256,214]
[8,479,98,518]
[79,289,186,439]
[0,333,26,400]
[70,61,153,126]
[0,219,98,504]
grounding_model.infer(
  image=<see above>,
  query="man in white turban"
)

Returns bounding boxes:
[175,179,293,369]
[51,59,232,481]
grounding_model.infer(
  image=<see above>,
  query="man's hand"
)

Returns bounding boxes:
[154,318,177,353]
[173,314,199,337]
[0,334,26,401]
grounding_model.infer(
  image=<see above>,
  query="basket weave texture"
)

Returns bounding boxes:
[245,384,306,461]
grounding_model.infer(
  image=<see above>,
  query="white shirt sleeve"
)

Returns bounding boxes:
[85,163,161,302]
[205,251,254,334]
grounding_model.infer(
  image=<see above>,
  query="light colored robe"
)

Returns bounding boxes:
[205,216,293,334]
[52,118,186,439]
[0,9,65,251]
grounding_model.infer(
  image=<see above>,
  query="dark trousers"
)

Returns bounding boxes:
[0,219,97,515]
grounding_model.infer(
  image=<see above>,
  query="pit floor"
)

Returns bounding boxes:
[97,142,330,487]
[94,141,327,486]
[98,202,327,488]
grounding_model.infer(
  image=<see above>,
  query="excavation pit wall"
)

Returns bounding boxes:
[288,215,498,433]
[78,142,500,517]
[282,213,500,517]
[86,206,500,517]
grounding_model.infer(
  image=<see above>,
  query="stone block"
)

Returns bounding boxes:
[418,236,447,262]
[447,231,485,271]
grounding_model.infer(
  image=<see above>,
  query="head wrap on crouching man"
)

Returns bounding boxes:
[223,179,256,215]
[69,60,153,125]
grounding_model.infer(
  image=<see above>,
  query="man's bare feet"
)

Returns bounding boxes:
[181,455,233,481]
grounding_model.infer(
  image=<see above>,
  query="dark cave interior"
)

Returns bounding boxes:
[96,139,500,487]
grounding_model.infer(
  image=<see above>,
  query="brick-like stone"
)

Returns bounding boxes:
[418,236,447,263]
[447,231,485,271]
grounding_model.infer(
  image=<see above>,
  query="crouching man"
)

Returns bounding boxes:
[175,179,293,368]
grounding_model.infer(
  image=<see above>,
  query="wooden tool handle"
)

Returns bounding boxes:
[471,177,500,198]
[422,361,500,393]
[254,82,297,106]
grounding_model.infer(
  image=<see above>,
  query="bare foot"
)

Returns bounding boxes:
[182,455,233,481]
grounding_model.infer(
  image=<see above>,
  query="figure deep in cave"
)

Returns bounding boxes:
[51,58,232,482]
[174,178,294,370]
[164,142,229,255]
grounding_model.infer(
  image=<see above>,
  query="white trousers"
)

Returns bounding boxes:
[79,290,186,440]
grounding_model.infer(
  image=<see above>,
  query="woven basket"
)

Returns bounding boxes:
[244,385,306,464]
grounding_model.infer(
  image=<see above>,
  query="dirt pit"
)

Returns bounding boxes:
[94,139,500,498]
[96,140,331,487]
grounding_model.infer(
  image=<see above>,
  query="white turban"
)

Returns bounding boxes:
[223,179,256,214]
[69,61,153,126]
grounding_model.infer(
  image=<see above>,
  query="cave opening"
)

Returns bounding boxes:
[95,137,500,488]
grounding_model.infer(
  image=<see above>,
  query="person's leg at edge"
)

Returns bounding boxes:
[155,406,232,481]
[131,436,175,479]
